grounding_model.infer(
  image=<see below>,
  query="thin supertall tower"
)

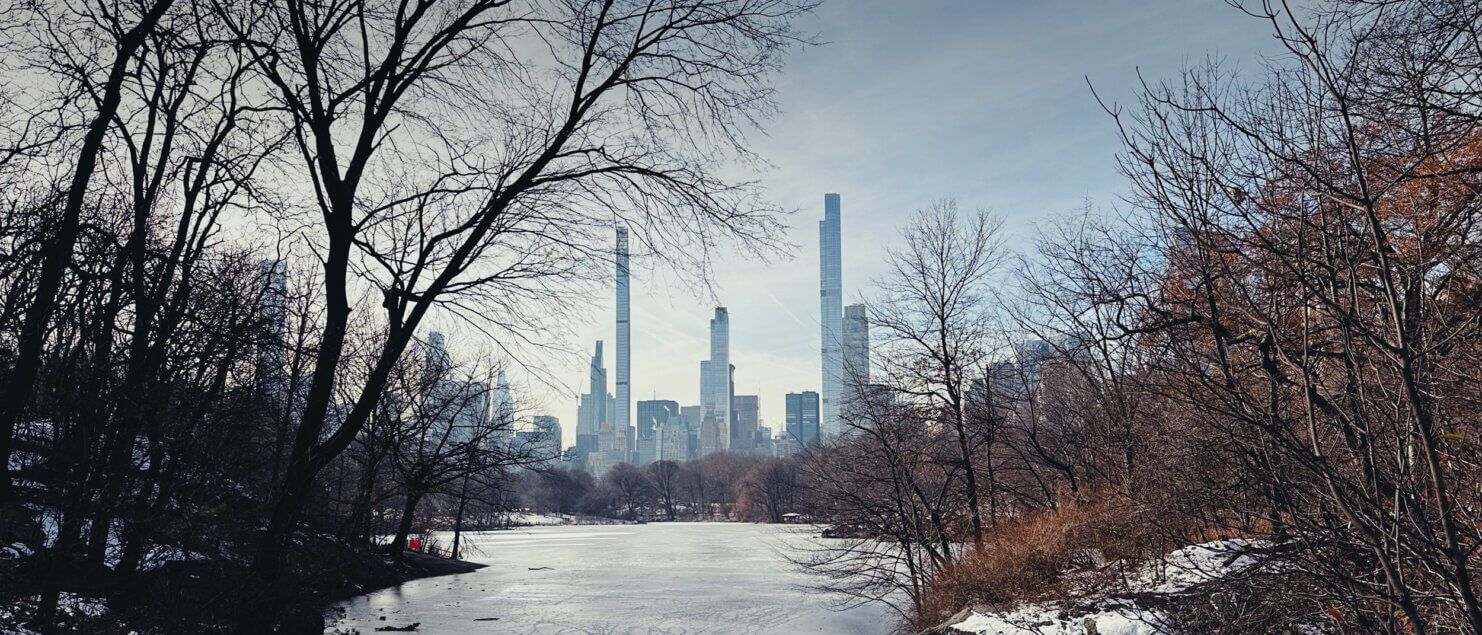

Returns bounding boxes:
[819,193,843,441]
[615,227,631,447]
[700,307,730,455]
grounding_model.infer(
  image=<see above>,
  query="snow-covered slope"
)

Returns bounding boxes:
[949,539,1267,635]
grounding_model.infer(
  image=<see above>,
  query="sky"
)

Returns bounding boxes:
[538,1,1284,447]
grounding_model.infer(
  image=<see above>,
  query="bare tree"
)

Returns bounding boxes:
[210,0,815,623]
[793,385,964,624]
[601,463,652,520]
[1051,1,1482,629]
[739,457,802,523]
[646,459,681,521]
[0,0,186,498]
[869,200,1007,546]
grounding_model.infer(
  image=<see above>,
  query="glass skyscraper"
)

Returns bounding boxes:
[580,341,606,438]
[786,391,820,448]
[842,303,870,421]
[819,193,843,441]
[730,394,759,453]
[700,307,730,455]
[636,399,678,439]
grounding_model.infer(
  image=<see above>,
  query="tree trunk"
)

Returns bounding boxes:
[451,478,470,560]
[0,0,176,503]
[390,490,425,562]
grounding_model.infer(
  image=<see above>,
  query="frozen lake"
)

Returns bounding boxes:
[324,522,899,634]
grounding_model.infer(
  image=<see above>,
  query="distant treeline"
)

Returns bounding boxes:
[516,453,811,524]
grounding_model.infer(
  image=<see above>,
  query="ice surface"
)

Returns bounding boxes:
[325,522,898,634]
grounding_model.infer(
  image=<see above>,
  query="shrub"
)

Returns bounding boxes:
[915,496,1163,629]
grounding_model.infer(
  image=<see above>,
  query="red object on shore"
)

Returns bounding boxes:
[409,539,421,551]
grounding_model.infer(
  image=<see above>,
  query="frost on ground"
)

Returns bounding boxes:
[949,539,1269,635]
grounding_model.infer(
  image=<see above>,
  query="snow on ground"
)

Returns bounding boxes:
[507,511,572,526]
[1131,538,1264,594]
[951,539,1266,635]
[0,593,112,635]
[139,543,215,571]
[952,600,1166,635]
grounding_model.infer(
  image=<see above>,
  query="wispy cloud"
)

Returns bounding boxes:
[535,1,1278,445]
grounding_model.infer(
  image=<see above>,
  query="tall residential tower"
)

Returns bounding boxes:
[700,307,731,455]
[842,303,870,421]
[615,227,632,451]
[819,193,843,441]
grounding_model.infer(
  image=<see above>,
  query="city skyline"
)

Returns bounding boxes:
[2,0,1395,629]
[547,194,859,457]
[530,1,1276,450]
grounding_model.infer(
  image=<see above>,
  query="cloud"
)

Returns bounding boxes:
[536,1,1278,446]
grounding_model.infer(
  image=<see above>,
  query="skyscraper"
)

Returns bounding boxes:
[427,331,451,376]
[635,399,679,439]
[256,260,289,399]
[700,307,730,455]
[614,227,632,453]
[786,391,820,448]
[842,303,870,421]
[819,193,843,441]
[681,404,701,458]
[580,341,606,438]
[635,399,678,465]
[574,394,600,456]
[730,394,759,453]
[531,415,562,464]
[423,331,490,444]
[491,370,513,425]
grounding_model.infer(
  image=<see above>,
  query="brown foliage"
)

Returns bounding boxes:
[915,497,1164,629]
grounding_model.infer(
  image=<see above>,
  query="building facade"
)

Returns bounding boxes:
[819,193,843,441]
[699,307,731,455]
[786,390,820,448]
[680,405,701,459]
[580,341,606,437]
[656,419,689,462]
[730,394,759,454]
[614,227,632,458]
[491,370,513,425]
[635,399,678,441]
[531,415,562,464]
[842,303,870,422]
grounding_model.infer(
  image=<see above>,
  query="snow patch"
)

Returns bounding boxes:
[507,512,572,526]
[1131,539,1265,594]
[953,600,1165,635]
[952,539,1268,635]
